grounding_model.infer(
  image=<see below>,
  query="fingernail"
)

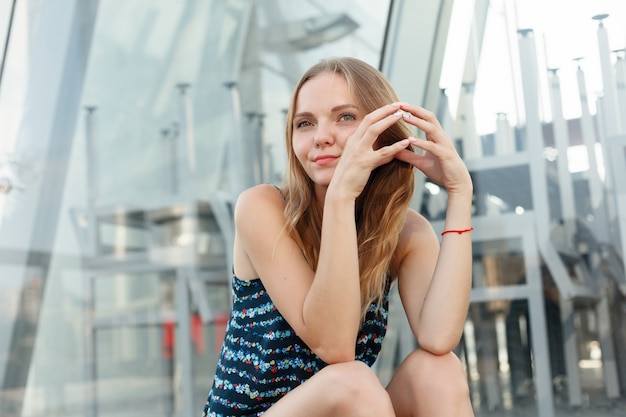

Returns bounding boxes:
[394,109,411,119]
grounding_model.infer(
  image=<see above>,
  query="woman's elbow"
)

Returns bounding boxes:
[417,334,460,356]
[313,343,356,364]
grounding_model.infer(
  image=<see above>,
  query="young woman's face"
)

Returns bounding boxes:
[291,72,363,188]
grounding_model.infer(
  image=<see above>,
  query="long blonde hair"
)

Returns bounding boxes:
[282,57,415,318]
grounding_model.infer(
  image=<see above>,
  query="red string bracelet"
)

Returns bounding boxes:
[441,227,474,236]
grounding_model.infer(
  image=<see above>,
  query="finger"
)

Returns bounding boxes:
[394,148,423,166]
[396,103,440,126]
[371,138,415,168]
[356,105,409,147]
[359,103,404,135]
[394,104,448,140]
[396,138,454,163]
[411,140,461,165]
[409,137,437,154]
[354,103,402,136]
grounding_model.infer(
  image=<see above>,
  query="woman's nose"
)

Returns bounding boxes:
[313,124,334,147]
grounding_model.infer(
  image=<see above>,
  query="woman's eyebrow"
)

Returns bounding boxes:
[331,104,358,112]
[294,104,359,119]
[293,111,313,119]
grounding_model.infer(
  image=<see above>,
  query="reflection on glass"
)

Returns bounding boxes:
[0,1,392,416]
[472,238,525,288]
[462,299,566,414]
[88,271,229,417]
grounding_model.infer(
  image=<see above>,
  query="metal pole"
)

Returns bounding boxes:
[574,60,610,240]
[224,82,248,194]
[547,69,576,221]
[495,112,515,156]
[614,50,626,123]
[160,123,178,195]
[517,29,551,220]
[83,274,98,417]
[559,297,582,406]
[175,269,195,417]
[246,112,266,184]
[177,83,195,195]
[596,289,622,398]
[84,106,99,257]
[517,28,555,417]
[461,82,481,160]
[592,16,622,250]
[593,14,621,136]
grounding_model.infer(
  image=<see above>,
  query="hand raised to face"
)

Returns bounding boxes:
[392,103,473,198]
[292,73,417,200]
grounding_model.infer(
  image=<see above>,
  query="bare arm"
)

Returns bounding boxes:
[394,104,473,354]
[396,202,472,354]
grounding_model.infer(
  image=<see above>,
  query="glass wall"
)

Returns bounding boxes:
[0,1,390,417]
[0,1,625,417]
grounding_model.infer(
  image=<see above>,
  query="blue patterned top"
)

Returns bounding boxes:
[203,275,390,417]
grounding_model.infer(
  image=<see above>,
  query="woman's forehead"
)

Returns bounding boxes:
[295,73,355,110]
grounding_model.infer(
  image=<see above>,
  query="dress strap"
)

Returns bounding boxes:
[273,184,286,202]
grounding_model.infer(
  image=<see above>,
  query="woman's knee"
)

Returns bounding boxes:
[388,350,473,416]
[315,361,393,415]
[402,350,470,398]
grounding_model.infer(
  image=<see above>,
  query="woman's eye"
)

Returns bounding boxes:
[339,113,356,122]
[295,120,312,129]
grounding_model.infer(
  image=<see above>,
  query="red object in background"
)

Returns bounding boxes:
[191,313,205,354]
[162,318,175,359]
[162,312,229,358]
[213,312,229,353]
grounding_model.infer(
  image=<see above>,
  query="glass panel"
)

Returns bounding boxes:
[464,301,533,413]
[0,1,14,74]
[94,326,171,414]
[465,298,618,415]
[470,165,533,218]
[93,273,165,316]
[472,238,526,288]
[81,0,250,202]
[419,162,534,221]
[0,1,392,416]
[463,300,561,415]
[88,272,230,416]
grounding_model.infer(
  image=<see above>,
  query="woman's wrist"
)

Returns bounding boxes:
[446,189,473,206]
[325,182,359,204]
[443,189,473,231]
[323,188,356,213]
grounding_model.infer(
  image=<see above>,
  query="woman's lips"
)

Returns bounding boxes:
[313,155,338,165]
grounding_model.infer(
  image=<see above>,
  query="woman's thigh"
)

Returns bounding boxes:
[263,360,395,417]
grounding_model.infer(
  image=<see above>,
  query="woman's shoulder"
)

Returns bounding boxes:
[392,209,438,272]
[238,183,284,200]
[235,184,285,230]
[235,184,285,215]
[233,184,288,279]
[401,208,435,236]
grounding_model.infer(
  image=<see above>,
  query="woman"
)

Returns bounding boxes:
[203,57,474,416]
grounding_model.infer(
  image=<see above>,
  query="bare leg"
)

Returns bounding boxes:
[386,350,474,417]
[263,360,395,417]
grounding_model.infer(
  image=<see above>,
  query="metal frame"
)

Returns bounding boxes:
[606,134,626,294]
[435,213,556,417]
[79,199,231,417]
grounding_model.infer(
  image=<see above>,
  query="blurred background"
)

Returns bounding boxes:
[0,0,625,416]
